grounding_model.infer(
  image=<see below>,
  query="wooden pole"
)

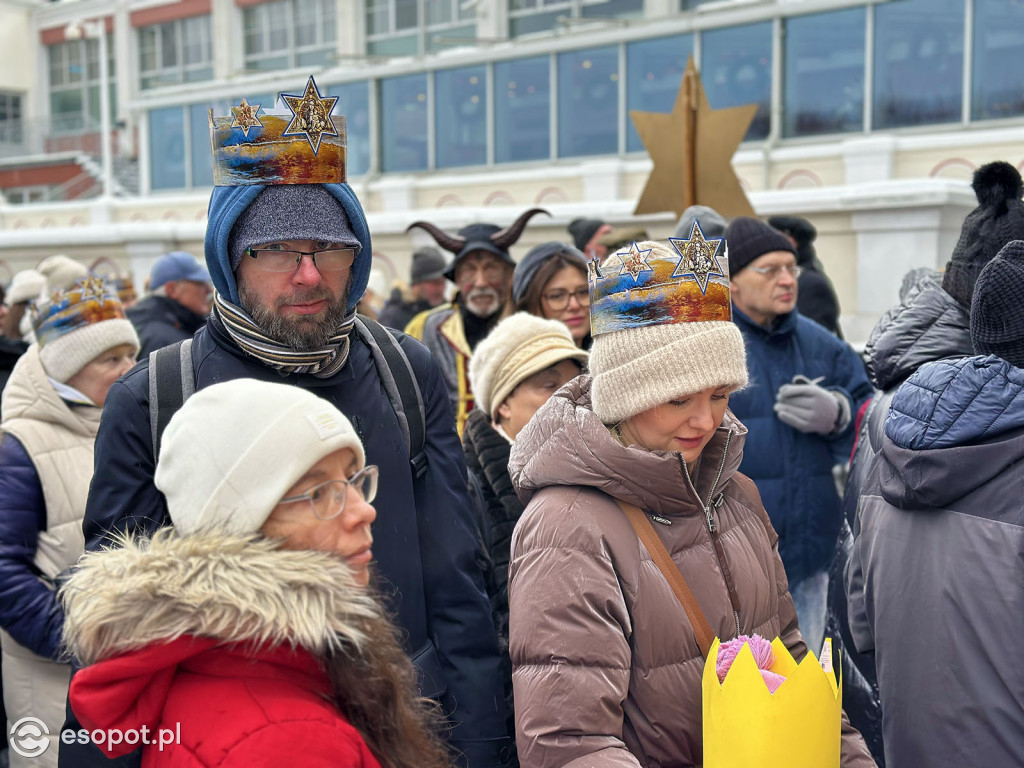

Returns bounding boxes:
[683,64,697,208]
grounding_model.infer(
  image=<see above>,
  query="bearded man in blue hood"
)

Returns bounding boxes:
[62,85,512,768]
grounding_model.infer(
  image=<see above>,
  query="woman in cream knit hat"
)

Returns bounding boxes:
[506,239,876,767]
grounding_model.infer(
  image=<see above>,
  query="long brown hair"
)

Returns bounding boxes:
[516,251,588,318]
[326,589,452,768]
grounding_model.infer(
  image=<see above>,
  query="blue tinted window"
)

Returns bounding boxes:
[626,34,693,152]
[701,22,772,140]
[784,8,865,137]
[972,0,1024,121]
[494,56,550,164]
[150,106,186,190]
[334,81,370,176]
[557,47,619,158]
[380,74,428,172]
[873,0,963,129]
[435,65,487,168]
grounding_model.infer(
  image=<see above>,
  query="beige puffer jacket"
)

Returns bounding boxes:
[508,377,874,768]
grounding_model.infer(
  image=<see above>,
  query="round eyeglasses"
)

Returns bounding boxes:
[277,465,379,520]
[247,247,357,273]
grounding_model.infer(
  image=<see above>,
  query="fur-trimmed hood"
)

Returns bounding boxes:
[62,529,381,666]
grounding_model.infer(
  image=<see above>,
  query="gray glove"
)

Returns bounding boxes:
[773,375,851,435]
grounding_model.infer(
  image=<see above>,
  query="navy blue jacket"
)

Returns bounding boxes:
[0,434,62,660]
[125,294,207,359]
[64,182,511,768]
[728,306,873,585]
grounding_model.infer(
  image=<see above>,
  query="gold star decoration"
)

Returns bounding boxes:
[230,99,263,138]
[618,241,655,283]
[281,76,339,155]
[79,276,107,300]
[668,220,726,294]
[631,57,757,219]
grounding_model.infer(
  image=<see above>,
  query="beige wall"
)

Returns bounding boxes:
[0,3,33,111]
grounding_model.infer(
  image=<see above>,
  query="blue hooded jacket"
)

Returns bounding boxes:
[67,183,512,768]
[728,306,873,585]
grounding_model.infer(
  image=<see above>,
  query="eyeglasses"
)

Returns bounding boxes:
[247,247,357,273]
[542,287,590,311]
[748,264,803,280]
[277,465,379,520]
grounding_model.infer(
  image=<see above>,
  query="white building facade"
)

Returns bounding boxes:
[0,0,1022,341]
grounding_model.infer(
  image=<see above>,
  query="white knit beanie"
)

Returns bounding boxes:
[469,312,589,420]
[155,379,365,536]
[33,278,140,383]
[588,239,748,424]
[36,254,89,293]
[5,270,45,305]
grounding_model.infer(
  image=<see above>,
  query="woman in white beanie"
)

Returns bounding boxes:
[61,378,449,768]
[464,312,588,736]
[0,277,138,767]
[506,240,876,767]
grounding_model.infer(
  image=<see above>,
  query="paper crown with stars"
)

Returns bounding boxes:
[31,276,129,349]
[702,636,842,767]
[587,221,732,336]
[209,76,346,186]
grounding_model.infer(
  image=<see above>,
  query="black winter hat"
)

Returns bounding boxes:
[723,217,796,276]
[768,215,818,267]
[567,218,606,251]
[969,239,1024,368]
[943,161,1024,310]
[409,246,448,284]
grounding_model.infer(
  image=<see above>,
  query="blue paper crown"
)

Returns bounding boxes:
[31,276,126,349]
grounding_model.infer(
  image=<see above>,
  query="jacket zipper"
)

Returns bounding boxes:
[681,431,742,638]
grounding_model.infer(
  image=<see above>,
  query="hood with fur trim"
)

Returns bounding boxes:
[62,529,381,666]
[204,184,372,312]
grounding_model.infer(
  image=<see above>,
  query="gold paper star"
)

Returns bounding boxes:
[48,290,65,306]
[230,99,263,137]
[281,76,339,155]
[618,242,654,283]
[79,276,107,300]
[631,57,757,219]
[668,220,726,294]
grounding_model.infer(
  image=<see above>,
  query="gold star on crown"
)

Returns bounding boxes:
[281,76,339,155]
[618,241,655,283]
[668,221,726,295]
[79,276,108,300]
[230,99,263,138]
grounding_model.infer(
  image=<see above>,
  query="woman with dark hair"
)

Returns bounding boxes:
[62,379,449,768]
[513,242,591,348]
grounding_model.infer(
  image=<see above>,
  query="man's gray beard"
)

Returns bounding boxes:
[238,278,350,351]
[463,288,503,318]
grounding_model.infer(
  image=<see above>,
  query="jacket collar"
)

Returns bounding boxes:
[732,303,798,339]
[0,344,102,436]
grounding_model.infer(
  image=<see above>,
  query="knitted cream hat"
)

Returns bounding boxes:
[32,277,140,383]
[469,312,588,420]
[155,379,365,536]
[36,254,89,293]
[5,270,46,305]
[589,240,747,424]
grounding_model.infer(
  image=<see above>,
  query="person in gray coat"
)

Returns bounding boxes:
[846,239,1024,768]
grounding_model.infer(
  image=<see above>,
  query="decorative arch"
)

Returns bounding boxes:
[370,250,398,285]
[90,256,123,277]
[12,219,27,230]
[195,209,207,220]
[40,218,55,228]
[929,158,975,179]
[162,210,182,221]
[777,169,824,190]
[69,216,86,227]
[435,194,464,208]
[130,212,149,222]
[534,186,568,204]
[484,190,515,206]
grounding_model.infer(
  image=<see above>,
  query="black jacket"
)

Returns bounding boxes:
[0,336,29,393]
[797,266,843,337]
[126,295,207,359]
[377,292,434,333]
[62,312,512,768]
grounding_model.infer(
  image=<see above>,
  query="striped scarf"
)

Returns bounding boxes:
[213,292,354,378]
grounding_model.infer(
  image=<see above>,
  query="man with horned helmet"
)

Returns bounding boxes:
[405,209,548,435]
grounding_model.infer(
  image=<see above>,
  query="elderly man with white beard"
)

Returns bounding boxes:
[405,209,548,435]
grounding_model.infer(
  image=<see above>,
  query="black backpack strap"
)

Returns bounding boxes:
[149,338,195,462]
[354,316,428,479]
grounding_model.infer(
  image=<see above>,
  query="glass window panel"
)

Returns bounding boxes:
[510,10,561,37]
[139,27,157,73]
[972,0,1024,120]
[558,46,619,158]
[49,46,65,86]
[150,106,186,190]
[68,42,84,83]
[50,90,82,119]
[182,16,211,67]
[335,81,370,176]
[86,39,100,80]
[161,22,178,68]
[368,34,419,56]
[185,66,214,83]
[396,0,418,30]
[243,7,263,54]
[297,48,332,67]
[247,55,289,72]
[380,74,428,172]
[873,0,963,129]
[784,7,864,137]
[701,22,772,140]
[495,56,550,163]
[268,1,289,50]
[366,0,389,36]
[435,65,487,168]
[322,0,336,40]
[426,23,476,52]
[425,0,452,26]
[626,34,693,152]
[295,1,317,47]
[582,0,643,18]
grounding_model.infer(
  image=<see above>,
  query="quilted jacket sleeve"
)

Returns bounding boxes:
[824,338,875,463]
[508,492,641,768]
[0,433,64,659]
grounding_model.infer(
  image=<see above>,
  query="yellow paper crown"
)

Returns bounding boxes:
[702,637,842,768]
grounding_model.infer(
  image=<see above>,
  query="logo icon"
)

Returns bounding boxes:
[10,717,50,758]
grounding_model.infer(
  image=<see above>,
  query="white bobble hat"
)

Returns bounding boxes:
[5,270,46,306]
[37,254,89,293]
[155,379,365,535]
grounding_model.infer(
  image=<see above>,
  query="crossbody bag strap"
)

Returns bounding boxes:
[615,499,716,658]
